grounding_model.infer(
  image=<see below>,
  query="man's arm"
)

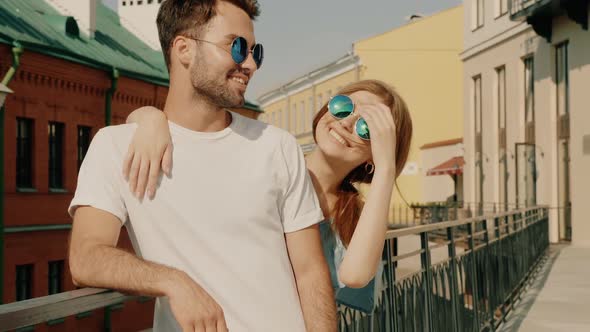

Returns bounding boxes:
[69,206,178,294]
[286,224,337,332]
[69,206,228,331]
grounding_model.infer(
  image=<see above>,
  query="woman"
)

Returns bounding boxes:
[123,79,412,312]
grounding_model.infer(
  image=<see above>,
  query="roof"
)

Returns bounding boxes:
[0,0,259,105]
[420,138,463,150]
[257,53,360,105]
[426,156,464,176]
[0,0,169,85]
[243,100,263,113]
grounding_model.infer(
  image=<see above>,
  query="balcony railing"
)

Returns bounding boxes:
[0,288,137,331]
[509,0,553,18]
[340,206,549,331]
[0,207,549,331]
[509,0,589,42]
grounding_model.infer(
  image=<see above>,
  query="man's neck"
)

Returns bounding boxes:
[163,82,231,132]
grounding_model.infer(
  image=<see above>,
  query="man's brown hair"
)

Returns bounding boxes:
[157,0,260,68]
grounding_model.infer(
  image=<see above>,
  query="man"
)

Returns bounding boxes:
[68,0,337,331]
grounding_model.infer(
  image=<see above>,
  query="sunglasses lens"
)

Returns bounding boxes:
[253,44,264,68]
[328,95,354,119]
[356,118,370,140]
[231,37,248,64]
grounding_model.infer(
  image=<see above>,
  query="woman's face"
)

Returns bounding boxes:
[315,90,383,166]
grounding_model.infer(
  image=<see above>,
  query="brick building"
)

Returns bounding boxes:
[0,0,261,330]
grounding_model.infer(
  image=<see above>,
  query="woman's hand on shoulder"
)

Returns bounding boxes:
[123,106,172,200]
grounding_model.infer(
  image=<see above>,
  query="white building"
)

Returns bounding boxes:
[115,0,163,50]
[462,0,590,244]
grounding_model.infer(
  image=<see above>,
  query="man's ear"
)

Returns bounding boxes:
[171,36,194,67]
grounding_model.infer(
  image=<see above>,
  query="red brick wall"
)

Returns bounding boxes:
[1,44,167,331]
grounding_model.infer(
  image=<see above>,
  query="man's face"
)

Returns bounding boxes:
[189,2,258,108]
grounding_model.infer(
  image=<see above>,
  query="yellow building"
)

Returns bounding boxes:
[257,54,361,153]
[258,5,464,208]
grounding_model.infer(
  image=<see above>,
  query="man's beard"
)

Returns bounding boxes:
[190,54,245,109]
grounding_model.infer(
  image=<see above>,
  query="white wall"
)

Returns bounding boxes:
[462,1,590,245]
[118,0,162,50]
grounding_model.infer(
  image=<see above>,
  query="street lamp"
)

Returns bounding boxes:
[0,83,13,107]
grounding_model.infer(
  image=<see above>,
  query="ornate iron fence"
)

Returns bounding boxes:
[339,206,549,332]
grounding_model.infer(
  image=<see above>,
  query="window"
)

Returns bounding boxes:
[271,112,276,126]
[48,260,64,295]
[473,75,484,215]
[300,101,306,133]
[474,0,484,29]
[277,109,283,128]
[48,122,65,189]
[327,89,333,98]
[291,103,297,133]
[524,57,535,143]
[16,264,33,301]
[16,118,34,189]
[496,66,508,210]
[308,97,314,131]
[556,41,571,240]
[556,43,569,118]
[317,93,324,111]
[78,126,91,171]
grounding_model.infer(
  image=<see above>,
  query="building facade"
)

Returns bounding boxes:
[0,0,168,330]
[258,6,464,208]
[461,0,590,244]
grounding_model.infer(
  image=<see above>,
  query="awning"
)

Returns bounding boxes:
[426,156,464,176]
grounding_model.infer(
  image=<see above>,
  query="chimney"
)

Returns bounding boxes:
[51,0,98,38]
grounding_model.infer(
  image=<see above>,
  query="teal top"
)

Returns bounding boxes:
[319,220,384,313]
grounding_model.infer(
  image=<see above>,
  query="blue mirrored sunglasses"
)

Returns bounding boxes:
[327,94,370,140]
[188,36,264,69]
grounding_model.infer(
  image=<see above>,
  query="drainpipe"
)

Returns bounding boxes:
[0,41,24,304]
[105,68,119,126]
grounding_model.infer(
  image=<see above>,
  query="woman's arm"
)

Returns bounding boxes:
[337,104,397,288]
[123,106,172,199]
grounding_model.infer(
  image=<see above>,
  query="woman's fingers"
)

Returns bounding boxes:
[135,156,150,199]
[146,158,161,199]
[128,152,141,195]
[122,148,134,179]
[162,144,173,177]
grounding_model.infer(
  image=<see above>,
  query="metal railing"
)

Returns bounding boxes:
[0,207,549,332]
[509,0,552,17]
[339,206,549,331]
[389,201,524,228]
[0,288,138,331]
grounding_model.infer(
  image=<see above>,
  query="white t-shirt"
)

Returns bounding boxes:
[69,112,324,332]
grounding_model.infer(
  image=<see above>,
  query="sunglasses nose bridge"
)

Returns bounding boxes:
[338,113,359,132]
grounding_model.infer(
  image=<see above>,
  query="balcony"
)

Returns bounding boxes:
[0,207,553,331]
[509,0,589,42]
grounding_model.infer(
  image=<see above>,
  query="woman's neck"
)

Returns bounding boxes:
[306,149,359,218]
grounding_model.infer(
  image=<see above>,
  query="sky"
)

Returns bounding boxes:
[103,0,462,102]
